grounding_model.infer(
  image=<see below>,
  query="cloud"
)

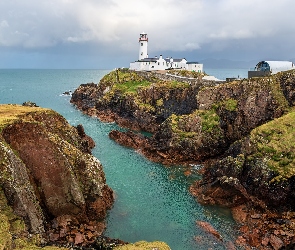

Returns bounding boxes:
[0,0,295,68]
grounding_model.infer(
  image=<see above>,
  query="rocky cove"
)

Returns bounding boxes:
[70,68,295,249]
[0,104,170,249]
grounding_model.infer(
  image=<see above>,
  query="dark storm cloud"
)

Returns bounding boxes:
[0,0,294,68]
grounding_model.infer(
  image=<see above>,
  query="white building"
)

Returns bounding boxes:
[248,60,295,78]
[130,32,203,72]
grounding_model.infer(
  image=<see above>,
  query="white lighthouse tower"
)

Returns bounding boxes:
[138,32,148,60]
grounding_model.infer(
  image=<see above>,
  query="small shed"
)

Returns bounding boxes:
[248,61,295,78]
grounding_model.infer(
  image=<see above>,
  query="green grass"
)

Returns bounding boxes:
[219,98,238,112]
[195,109,220,133]
[168,107,222,143]
[113,80,152,94]
[250,110,295,182]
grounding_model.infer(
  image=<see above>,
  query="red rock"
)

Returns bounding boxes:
[184,170,191,176]
[285,231,294,237]
[86,225,95,231]
[248,233,260,247]
[261,236,269,246]
[59,228,67,238]
[250,213,261,219]
[270,234,284,250]
[74,232,84,245]
[236,236,247,245]
[231,205,248,224]
[67,236,74,243]
[239,225,249,234]
[49,233,60,241]
[86,231,94,240]
[196,221,222,241]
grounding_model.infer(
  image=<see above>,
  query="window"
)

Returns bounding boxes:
[141,43,143,46]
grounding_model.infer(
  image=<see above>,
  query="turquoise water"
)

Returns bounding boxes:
[0,69,242,249]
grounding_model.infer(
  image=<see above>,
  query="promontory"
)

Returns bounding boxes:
[71,68,295,249]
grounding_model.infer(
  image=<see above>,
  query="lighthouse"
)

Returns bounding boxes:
[130,32,203,72]
[138,32,148,60]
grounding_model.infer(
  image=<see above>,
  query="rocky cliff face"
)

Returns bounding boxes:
[190,110,295,249]
[0,104,114,248]
[145,75,288,163]
[71,69,217,132]
[71,69,295,249]
[71,69,291,164]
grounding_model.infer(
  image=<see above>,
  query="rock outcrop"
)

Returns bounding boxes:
[71,68,295,249]
[71,69,291,164]
[0,104,114,248]
[190,110,295,249]
[70,69,218,133]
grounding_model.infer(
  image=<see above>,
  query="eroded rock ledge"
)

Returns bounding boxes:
[0,104,114,249]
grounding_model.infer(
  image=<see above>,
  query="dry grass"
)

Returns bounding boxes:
[0,104,49,128]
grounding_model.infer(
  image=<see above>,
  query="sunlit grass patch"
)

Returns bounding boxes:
[0,104,49,129]
[250,110,295,181]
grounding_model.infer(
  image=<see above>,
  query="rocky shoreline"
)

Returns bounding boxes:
[0,104,118,249]
[0,104,172,250]
[70,68,295,249]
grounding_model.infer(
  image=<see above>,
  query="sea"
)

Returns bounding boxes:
[0,68,248,249]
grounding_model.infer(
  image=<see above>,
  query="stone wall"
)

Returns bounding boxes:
[134,70,223,86]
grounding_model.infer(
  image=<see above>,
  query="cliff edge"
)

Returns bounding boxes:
[71,69,295,249]
[0,104,114,248]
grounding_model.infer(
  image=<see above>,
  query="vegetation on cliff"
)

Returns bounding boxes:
[71,69,204,132]
[113,241,171,250]
[0,104,113,248]
[71,69,295,164]
[71,68,295,249]
[249,109,295,182]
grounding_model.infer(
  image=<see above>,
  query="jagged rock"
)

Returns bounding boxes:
[0,104,114,247]
[269,234,284,250]
[22,101,39,107]
[71,69,295,249]
[70,69,217,133]
[196,221,222,241]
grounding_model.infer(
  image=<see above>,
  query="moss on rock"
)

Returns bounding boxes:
[114,241,171,250]
[249,109,295,182]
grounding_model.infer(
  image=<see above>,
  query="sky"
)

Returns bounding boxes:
[0,0,295,69]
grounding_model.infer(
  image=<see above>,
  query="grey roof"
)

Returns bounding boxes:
[164,58,184,62]
[173,59,183,62]
[138,58,158,62]
[186,62,200,64]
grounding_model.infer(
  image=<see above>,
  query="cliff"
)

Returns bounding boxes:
[0,104,114,248]
[71,69,295,249]
[190,109,295,249]
[70,69,218,133]
[72,69,292,164]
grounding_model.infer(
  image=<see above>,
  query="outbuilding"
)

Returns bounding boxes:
[248,61,295,78]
